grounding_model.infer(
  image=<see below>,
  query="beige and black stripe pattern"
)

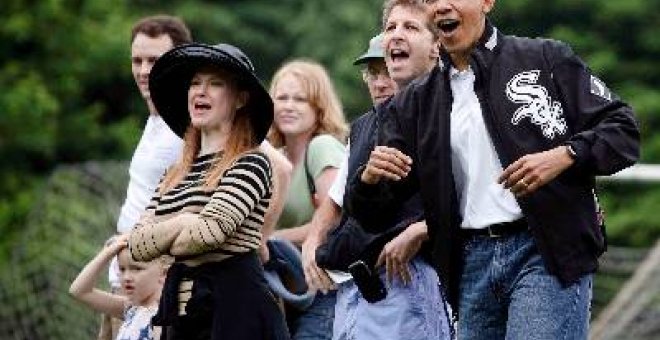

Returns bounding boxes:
[129,151,272,267]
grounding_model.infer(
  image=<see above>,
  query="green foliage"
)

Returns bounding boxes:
[598,182,660,247]
[0,0,142,260]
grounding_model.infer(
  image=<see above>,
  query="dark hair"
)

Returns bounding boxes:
[130,15,192,47]
[382,0,439,39]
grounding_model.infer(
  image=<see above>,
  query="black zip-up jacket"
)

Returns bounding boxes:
[346,22,640,310]
[315,107,426,271]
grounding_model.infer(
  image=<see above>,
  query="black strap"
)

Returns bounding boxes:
[304,145,316,195]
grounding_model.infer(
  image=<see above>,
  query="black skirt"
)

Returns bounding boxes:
[154,252,290,340]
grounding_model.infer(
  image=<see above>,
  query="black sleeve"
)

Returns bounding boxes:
[547,41,640,176]
[345,93,419,229]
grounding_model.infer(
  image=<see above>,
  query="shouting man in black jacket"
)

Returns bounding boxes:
[346,0,640,338]
[304,2,454,339]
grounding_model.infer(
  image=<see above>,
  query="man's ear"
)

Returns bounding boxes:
[483,0,496,14]
[431,39,441,59]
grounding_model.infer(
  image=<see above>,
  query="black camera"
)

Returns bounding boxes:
[347,260,387,303]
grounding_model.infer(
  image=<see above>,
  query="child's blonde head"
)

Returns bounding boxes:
[116,248,169,307]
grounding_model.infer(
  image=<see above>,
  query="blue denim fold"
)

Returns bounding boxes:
[333,257,453,340]
[458,230,592,340]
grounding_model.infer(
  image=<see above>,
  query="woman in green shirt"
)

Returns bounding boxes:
[268,59,347,340]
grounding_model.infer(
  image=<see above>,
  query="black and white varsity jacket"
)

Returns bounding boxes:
[346,21,640,309]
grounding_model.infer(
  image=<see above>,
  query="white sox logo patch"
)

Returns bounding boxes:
[506,70,567,139]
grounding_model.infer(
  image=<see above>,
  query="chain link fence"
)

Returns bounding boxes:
[0,162,127,339]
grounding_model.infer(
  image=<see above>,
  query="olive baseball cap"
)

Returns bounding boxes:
[353,33,385,65]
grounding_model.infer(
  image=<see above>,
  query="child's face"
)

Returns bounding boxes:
[117,248,164,306]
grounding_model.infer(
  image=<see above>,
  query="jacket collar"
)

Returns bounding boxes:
[440,18,500,71]
[478,19,498,52]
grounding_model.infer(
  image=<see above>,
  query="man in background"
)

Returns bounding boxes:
[101,15,193,340]
[116,16,192,239]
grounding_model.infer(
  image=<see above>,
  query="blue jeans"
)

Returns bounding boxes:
[459,230,592,340]
[333,257,453,340]
[292,290,336,340]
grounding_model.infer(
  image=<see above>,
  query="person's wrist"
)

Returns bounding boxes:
[561,145,576,166]
[565,144,577,160]
[307,229,326,249]
[104,234,119,247]
[409,222,428,241]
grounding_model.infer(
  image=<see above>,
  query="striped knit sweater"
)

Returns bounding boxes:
[128,151,272,267]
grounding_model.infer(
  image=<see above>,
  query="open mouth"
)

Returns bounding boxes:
[194,102,211,110]
[123,284,134,294]
[375,95,392,103]
[389,48,410,63]
[437,19,460,34]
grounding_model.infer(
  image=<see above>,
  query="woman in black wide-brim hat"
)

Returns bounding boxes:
[127,42,290,340]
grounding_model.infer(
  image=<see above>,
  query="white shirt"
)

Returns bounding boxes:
[116,114,183,233]
[328,142,350,207]
[116,304,159,340]
[449,67,522,229]
[324,143,352,284]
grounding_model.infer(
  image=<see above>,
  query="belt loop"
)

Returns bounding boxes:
[487,226,501,238]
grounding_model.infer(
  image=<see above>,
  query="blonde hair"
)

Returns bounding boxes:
[159,68,259,193]
[156,254,175,269]
[267,59,348,147]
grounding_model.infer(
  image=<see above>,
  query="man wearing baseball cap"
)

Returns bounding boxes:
[301,33,395,296]
[301,33,397,297]
[353,33,398,105]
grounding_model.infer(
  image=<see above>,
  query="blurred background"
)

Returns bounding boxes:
[1,0,659,338]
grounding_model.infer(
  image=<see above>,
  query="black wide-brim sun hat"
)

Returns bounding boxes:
[148,43,273,143]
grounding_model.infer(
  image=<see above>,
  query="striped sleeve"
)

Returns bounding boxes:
[128,214,183,262]
[169,152,272,257]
